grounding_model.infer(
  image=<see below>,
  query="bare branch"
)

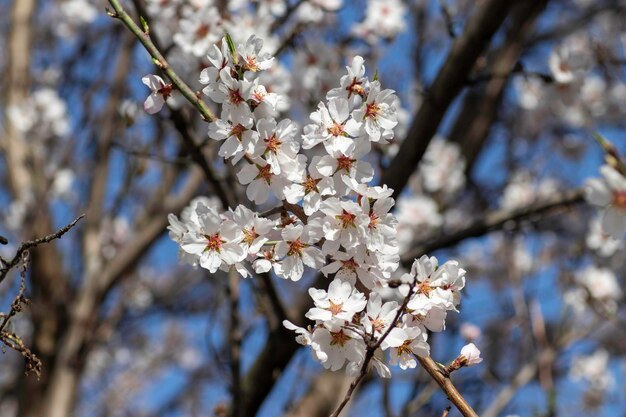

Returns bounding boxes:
[0,215,85,285]
[416,356,479,417]
[401,189,584,264]
[381,0,516,199]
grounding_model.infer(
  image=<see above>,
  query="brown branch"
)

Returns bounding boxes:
[1,0,36,199]
[381,0,515,200]
[98,169,203,294]
[451,0,550,174]
[228,269,242,417]
[330,275,420,417]
[0,215,85,285]
[401,188,584,264]
[416,356,479,417]
[169,110,236,209]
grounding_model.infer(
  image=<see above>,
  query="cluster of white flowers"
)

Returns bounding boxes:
[154,34,472,376]
[7,88,70,138]
[418,137,466,196]
[500,171,559,210]
[163,35,402,282]
[351,0,407,44]
[53,0,98,38]
[569,349,614,391]
[285,255,466,376]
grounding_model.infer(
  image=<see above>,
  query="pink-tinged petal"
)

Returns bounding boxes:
[282,224,303,242]
[282,254,304,281]
[219,136,244,159]
[237,163,258,185]
[320,260,342,276]
[275,241,289,259]
[220,243,246,264]
[199,250,221,273]
[329,97,350,122]
[247,180,270,204]
[180,234,207,255]
[382,328,407,349]
[253,259,272,273]
[284,183,305,205]
[144,93,165,114]
[142,74,163,91]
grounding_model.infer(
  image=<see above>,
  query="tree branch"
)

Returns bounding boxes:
[401,189,584,264]
[381,0,515,200]
[416,356,479,417]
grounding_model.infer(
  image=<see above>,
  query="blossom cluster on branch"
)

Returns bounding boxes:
[159,34,471,377]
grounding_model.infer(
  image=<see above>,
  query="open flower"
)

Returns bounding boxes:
[306,277,367,322]
[142,75,173,114]
[275,224,324,281]
[179,203,246,273]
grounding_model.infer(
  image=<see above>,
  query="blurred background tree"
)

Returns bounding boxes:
[1,0,626,416]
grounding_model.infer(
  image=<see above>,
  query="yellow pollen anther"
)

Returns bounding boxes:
[365,102,380,119]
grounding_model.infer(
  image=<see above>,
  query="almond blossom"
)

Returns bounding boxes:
[177,202,246,273]
[274,224,324,281]
[306,277,367,322]
[352,80,398,143]
[162,34,473,379]
[142,74,173,114]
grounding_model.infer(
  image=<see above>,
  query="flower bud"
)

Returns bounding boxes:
[459,343,483,366]
[447,343,483,373]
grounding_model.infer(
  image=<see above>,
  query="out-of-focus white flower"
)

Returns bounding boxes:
[586,215,622,257]
[549,35,591,84]
[419,137,466,195]
[500,172,559,210]
[55,0,98,38]
[296,0,342,23]
[570,350,614,390]
[7,88,69,137]
[460,323,481,341]
[585,164,626,239]
[51,169,75,199]
[576,265,622,312]
[351,0,406,43]
[395,195,442,252]
[172,7,222,57]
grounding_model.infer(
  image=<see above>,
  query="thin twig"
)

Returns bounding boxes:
[401,189,584,264]
[329,276,419,417]
[106,0,217,122]
[0,214,85,285]
[439,0,456,38]
[228,268,242,417]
